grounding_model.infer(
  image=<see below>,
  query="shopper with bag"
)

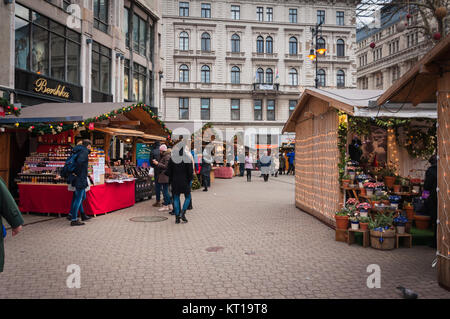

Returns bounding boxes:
[153,144,173,212]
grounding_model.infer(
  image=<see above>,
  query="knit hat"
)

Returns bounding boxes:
[159,144,168,152]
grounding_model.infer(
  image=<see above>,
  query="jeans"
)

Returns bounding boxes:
[173,193,191,217]
[154,181,161,202]
[70,188,86,221]
[161,183,172,206]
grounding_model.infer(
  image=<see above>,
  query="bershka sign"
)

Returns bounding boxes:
[34,78,70,99]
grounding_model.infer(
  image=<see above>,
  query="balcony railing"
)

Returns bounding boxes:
[252,83,280,93]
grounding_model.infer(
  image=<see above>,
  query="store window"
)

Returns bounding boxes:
[93,0,108,33]
[201,3,211,18]
[257,7,263,21]
[266,36,273,54]
[231,34,240,52]
[231,5,240,20]
[14,3,81,84]
[289,100,297,117]
[133,14,147,56]
[91,41,111,95]
[133,63,146,102]
[201,32,211,52]
[179,2,189,17]
[289,9,297,23]
[231,66,240,84]
[201,65,210,83]
[267,100,275,121]
[317,10,325,24]
[201,98,210,120]
[256,36,264,53]
[289,37,298,55]
[179,97,189,119]
[337,70,345,88]
[254,100,262,120]
[231,99,240,120]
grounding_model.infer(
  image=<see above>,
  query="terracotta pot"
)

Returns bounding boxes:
[384,176,396,189]
[360,222,369,231]
[342,180,351,188]
[335,215,349,230]
[360,188,366,196]
[405,207,414,220]
[414,215,431,230]
[393,185,401,193]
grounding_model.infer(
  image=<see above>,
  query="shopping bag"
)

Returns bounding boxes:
[2,225,6,238]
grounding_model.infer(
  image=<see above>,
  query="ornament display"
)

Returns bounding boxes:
[369,42,376,49]
[433,32,441,41]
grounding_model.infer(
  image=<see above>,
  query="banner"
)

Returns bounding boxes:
[136,143,151,167]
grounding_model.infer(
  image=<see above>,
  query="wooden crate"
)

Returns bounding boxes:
[335,229,348,242]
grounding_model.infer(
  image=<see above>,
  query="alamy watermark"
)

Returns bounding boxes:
[66,264,81,289]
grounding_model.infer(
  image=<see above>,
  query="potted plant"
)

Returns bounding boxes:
[341,174,351,188]
[404,201,415,220]
[357,202,371,217]
[346,198,359,209]
[335,207,351,230]
[349,214,360,230]
[389,195,401,209]
[379,164,397,189]
[374,182,385,194]
[364,182,376,196]
[379,194,390,206]
[410,178,422,194]
[370,194,381,207]
[369,212,396,250]
[393,215,408,234]
[414,213,431,230]
[393,176,402,193]
[360,216,370,231]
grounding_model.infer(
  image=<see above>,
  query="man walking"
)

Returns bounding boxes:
[0,177,24,272]
[287,150,295,175]
[150,141,162,207]
[69,139,91,226]
[260,151,272,182]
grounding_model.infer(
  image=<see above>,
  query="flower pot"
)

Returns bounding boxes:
[414,215,431,230]
[384,176,396,189]
[351,222,360,230]
[342,179,351,188]
[360,222,369,231]
[335,215,349,230]
[359,188,366,196]
[405,207,414,220]
[366,188,374,196]
[393,184,401,193]
[359,211,368,218]
[370,229,396,250]
[396,225,405,234]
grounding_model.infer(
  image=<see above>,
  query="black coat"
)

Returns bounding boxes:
[423,164,437,219]
[150,142,161,177]
[71,145,89,190]
[200,154,212,176]
[166,156,193,195]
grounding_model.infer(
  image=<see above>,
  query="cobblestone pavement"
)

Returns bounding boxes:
[1,175,449,299]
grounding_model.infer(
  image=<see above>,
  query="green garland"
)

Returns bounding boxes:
[337,111,348,181]
[12,103,172,141]
[1,98,21,117]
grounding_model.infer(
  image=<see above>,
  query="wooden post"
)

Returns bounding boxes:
[131,138,137,165]
[0,132,11,187]
[103,134,112,159]
[437,71,450,291]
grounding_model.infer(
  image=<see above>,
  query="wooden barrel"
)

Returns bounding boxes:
[370,229,396,250]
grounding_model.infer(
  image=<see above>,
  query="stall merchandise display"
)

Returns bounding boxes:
[125,165,153,202]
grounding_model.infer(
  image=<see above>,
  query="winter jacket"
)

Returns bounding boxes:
[156,151,171,184]
[423,164,437,219]
[244,156,253,170]
[71,145,90,190]
[166,150,193,195]
[0,177,24,272]
[150,142,161,178]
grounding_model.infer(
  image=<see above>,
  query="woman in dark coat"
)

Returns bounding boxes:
[166,148,193,224]
[423,155,438,247]
[153,146,172,212]
[200,147,213,192]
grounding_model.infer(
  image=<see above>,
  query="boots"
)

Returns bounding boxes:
[175,216,180,224]
[81,213,91,221]
[181,210,188,223]
[203,187,208,192]
[71,220,85,226]
[152,201,162,207]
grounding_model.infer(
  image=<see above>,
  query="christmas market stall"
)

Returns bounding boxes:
[0,102,170,216]
[377,34,450,290]
[282,88,437,249]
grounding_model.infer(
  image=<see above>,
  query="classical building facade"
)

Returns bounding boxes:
[356,6,435,90]
[0,0,163,111]
[161,0,358,147]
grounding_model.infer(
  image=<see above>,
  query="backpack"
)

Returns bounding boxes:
[61,152,79,178]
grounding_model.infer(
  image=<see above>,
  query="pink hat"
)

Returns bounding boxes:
[159,144,167,152]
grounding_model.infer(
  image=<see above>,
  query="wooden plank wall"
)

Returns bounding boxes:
[294,97,340,227]
[0,133,10,186]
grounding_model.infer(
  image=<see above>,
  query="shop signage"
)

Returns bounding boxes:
[33,78,70,99]
[136,143,151,167]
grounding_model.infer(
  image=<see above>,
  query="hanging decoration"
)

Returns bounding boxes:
[0,98,21,117]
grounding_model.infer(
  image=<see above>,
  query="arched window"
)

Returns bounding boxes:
[266,36,273,54]
[337,39,345,57]
[337,69,345,88]
[179,64,189,82]
[289,68,298,85]
[317,37,326,53]
[201,65,210,83]
[289,37,298,55]
[256,36,264,53]
[266,68,273,84]
[201,32,211,52]
[231,34,240,53]
[256,68,264,83]
[231,66,240,84]
[179,32,189,51]
[317,69,326,87]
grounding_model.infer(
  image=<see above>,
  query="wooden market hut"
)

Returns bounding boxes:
[282,88,436,227]
[377,34,450,291]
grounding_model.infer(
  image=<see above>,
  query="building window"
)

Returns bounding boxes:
[266,7,273,22]
[201,65,210,83]
[337,39,345,57]
[231,66,240,84]
[201,3,211,18]
[231,99,240,120]
[254,100,262,120]
[375,72,383,88]
[256,68,264,83]
[132,63,146,102]
[266,68,273,84]
[179,64,189,82]
[179,97,189,119]
[289,68,298,85]
[133,14,147,56]
[92,41,111,94]
[266,36,273,54]
[317,69,325,87]
[289,100,297,117]
[179,31,189,50]
[392,66,400,83]
[336,70,345,88]
[63,0,72,10]
[123,7,130,48]
[267,99,275,121]
[179,2,189,17]
[201,98,210,120]
[257,7,263,21]
[317,37,326,53]
[93,0,108,33]
[256,36,264,53]
[289,37,298,55]
[201,32,211,52]
[317,10,325,24]
[231,34,240,52]
[289,9,297,23]
[231,5,240,20]
[124,59,130,100]
[336,11,344,26]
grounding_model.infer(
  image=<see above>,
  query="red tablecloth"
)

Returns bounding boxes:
[213,166,234,179]
[18,181,135,215]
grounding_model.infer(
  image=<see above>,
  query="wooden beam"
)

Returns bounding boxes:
[109,120,141,126]
[131,137,137,165]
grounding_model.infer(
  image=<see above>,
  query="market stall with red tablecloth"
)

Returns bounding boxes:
[18,180,135,216]
[214,166,234,179]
